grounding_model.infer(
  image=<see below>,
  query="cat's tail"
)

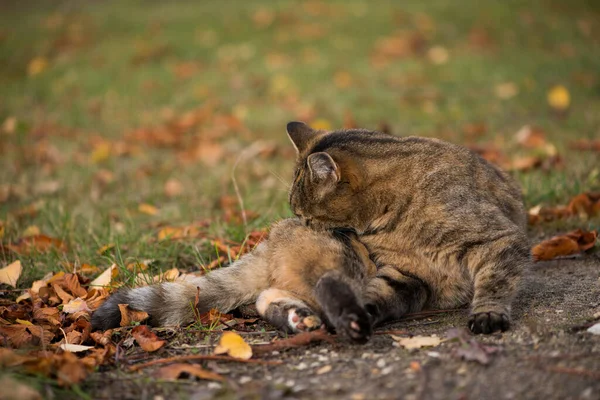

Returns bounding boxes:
[91,245,270,330]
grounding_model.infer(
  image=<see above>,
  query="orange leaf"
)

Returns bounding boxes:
[532,229,597,261]
[154,363,225,381]
[213,331,252,360]
[118,304,149,327]
[7,234,67,255]
[131,325,165,352]
[62,298,91,314]
[63,274,87,298]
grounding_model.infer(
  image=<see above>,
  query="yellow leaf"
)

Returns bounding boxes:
[0,260,22,288]
[311,118,332,131]
[547,85,570,111]
[28,57,48,76]
[138,203,159,215]
[213,331,252,360]
[16,319,33,326]
[90,264,118,288]
[153,268,179,283]
[22,225,41,237]
[96,243,115,255]
[91,142,111,163]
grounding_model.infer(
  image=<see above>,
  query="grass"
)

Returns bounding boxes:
[0,0,599,396]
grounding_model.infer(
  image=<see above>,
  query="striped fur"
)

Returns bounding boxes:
[286,122,530,334]
[92,219,376,341]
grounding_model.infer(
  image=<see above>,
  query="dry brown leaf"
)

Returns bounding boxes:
[118,304,149,326]
[84,288,110,311]
[0,260,22,287]
[514,125,548,149]
[90,329,113,346]
[63,274,87,298]
[131,325,165,352]
[570,139,600,152]
[52,283,74,304]
[532,229,597,261]
[157,225,202,241]
[62,298,91,314]
[154,363,225,381]
[33,307,61,326]
[0,325,32,348]
[213,331,252,360]
[7,234,67,255]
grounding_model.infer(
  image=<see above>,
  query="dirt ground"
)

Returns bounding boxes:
[79,253,600,400]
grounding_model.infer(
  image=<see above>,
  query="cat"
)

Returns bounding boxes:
[91,218,376,342]
[286,121,530,334]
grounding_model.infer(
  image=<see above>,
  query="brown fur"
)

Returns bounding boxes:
[286,121,530,334]
[92,219,376,341]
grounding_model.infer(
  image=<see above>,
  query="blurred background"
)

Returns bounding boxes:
[1,0,599,280]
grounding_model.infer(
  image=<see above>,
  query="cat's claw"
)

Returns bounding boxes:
[468,311,510,334]
[335,311,372,344]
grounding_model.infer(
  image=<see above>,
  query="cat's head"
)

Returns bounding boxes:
[286,121,370,232]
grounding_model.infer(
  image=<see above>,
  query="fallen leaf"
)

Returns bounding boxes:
[570,139,600,152]
[154,363,225,381]
[28,56,48,76]
[446,328,500,365]
[214,331,252,360]
[532,229,597,261]
[0,260,22,287]
[7,234,67,255]
[22,225,41,237]
[59,344,94,353]
[138,203,159,215]
[63,274,87,298]
[118,304,149,326]
[0,376,42,400]
[62,298,91,314]
[390,335,442,349]
[89,264,118,288]
[547,85,570,111]
[427,46,449,65]
[157,226,202,240]
[52,283,74,303]
[131,325,165,352]
[96,243,115,255]
[514,125,548,149]
[164,178,184,197]
[495,82,518,100]
[587,323,600,335]
[316,365,332,374]
[84,288,110,311]
[568,192,600,219]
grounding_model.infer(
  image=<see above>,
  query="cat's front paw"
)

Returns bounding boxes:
[334,309,372,344]
[468,311,510,334]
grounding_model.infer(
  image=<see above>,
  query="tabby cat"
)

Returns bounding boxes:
[92,218,375,342]
[286,121,530,334]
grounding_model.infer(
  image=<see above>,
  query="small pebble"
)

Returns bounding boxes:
[239,376,252,384]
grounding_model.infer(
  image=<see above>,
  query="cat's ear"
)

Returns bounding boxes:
[286,121,315,153]
[307,152,339,184]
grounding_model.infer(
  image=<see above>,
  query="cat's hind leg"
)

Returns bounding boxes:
[314,271,373,343]
[464,234,529,334]
[256,289,322,334]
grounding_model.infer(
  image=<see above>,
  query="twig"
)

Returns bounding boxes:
[381,308,465,326]
[374,330,408,336]
[544,366,600,380]
[128,354,282,372]
[252,329,336,354]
